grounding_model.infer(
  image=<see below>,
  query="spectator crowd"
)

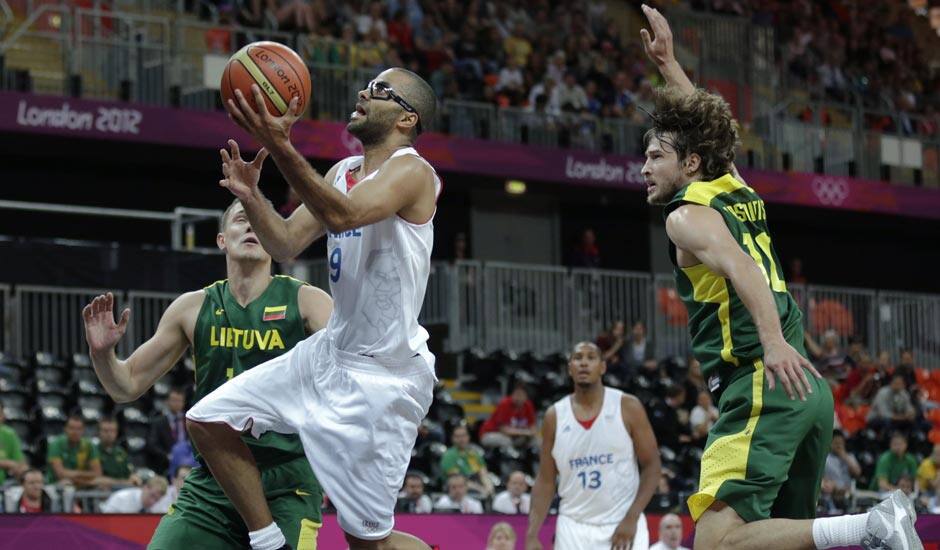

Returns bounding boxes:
[200,0,940,138]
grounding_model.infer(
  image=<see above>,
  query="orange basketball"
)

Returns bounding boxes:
[221,41,311,117]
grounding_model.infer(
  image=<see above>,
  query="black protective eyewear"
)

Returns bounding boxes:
[367,81,422,133]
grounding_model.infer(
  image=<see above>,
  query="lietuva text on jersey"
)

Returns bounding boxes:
[208,326,285,351]
[722,199,767,223]
[569,453,615,470]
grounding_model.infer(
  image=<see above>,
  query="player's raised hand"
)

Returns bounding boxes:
[226,84,301,150]
[763,339,823,401]
[82,292,129,357]
[610,517,637,550]
[640,4,675,67]
[219,139,268,201]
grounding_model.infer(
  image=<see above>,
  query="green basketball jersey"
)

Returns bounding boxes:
[192,275,308,467]
[663,173,805,392]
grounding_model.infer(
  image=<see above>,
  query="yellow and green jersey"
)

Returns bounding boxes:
[664,174,805,393]
[192,275,309,468]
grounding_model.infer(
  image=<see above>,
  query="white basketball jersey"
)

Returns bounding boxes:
[325,147,441,366]
[552,387,639,525]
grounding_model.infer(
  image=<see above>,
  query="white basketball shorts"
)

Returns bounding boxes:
[186,330,436,540]
[555,513,649,550]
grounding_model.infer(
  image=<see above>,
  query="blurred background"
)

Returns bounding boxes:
[0,0,939,547]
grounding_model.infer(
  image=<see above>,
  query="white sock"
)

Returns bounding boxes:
[812,513,869,549]
[249,522,286,550]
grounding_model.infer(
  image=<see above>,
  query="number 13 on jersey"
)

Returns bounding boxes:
[578,470,602,489]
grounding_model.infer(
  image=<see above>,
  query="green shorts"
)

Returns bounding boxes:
[149,458,322,550]
[688,359,833,523]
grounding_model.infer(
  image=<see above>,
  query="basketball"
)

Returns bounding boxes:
[221,41,311,117]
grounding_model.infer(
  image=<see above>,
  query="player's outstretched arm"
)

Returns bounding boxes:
[83,291,202,403]
[666,206,822,400]
[298,284,333,335]
[612,395,662,549]
[220,139,331,262]
[526,407,558,550]
[641,4,748,183]
[640,4,694,96]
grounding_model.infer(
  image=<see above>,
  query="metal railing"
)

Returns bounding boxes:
[0,200,223,254]
[0,284,10,354]
[123,290,175,355]
[14,285,112,357]
[3,263,940,367]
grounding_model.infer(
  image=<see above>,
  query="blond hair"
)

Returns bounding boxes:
[486,522,517,547]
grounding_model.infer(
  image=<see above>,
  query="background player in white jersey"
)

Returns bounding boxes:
[527,342,661,550]
[184,67,441,550]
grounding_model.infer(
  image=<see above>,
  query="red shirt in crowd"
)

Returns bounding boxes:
[18,497,42,513]
[480,397,536,437]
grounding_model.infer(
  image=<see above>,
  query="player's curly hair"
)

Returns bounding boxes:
[643,88,739,181]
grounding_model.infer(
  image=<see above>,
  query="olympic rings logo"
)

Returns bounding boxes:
[811,176,850,206]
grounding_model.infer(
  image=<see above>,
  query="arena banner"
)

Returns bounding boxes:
[2,91,939,220]
[1,513,938,549]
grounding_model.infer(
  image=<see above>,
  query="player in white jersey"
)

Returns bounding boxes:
[184,68,440,550]
[527,342,661,550]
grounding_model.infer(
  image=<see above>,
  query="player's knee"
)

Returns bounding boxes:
[343,532,430,550]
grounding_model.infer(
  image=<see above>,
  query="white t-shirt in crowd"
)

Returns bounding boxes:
[650,543,690,550]
[434,494,483,514]
[99,487,165,513]
[492,490,531,514]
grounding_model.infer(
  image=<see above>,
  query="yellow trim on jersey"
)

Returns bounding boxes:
[683,263,739,367]
[687,360,765,521]
[683,174,750,206]
[234,47,288,115]
[297,518,321,550]
[275,274,312,286]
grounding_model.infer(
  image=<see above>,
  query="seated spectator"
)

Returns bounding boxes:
[650,513,689,550]
[893,349,918,390]
[634,359,668,400]
[99,475,169,513]
[648,386,690,451]
[571,228,600,268]
[95,415,139,490]
[689,390,718,445]
[548,72,589,113]
[622,321,654,375]
[8,469,56,513]
[916,444,940,493]
[479,382,537,451]
[168,439,197,480]
[867,375,917,436]
[486,521,518,550]
[491,470,530,514]
[596,320,627,377]
[871,431,919,492]
[396,471,432,514]
[442,424,494,497]
[148,387,187,475]
[844,352,887,404]
[433,473,483,514]
[825,430,861,491]
[47,413,101,488]
[824,431,861,509]
[152,465,192,514]
[646,473,679,514]
[0,406,27,485]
